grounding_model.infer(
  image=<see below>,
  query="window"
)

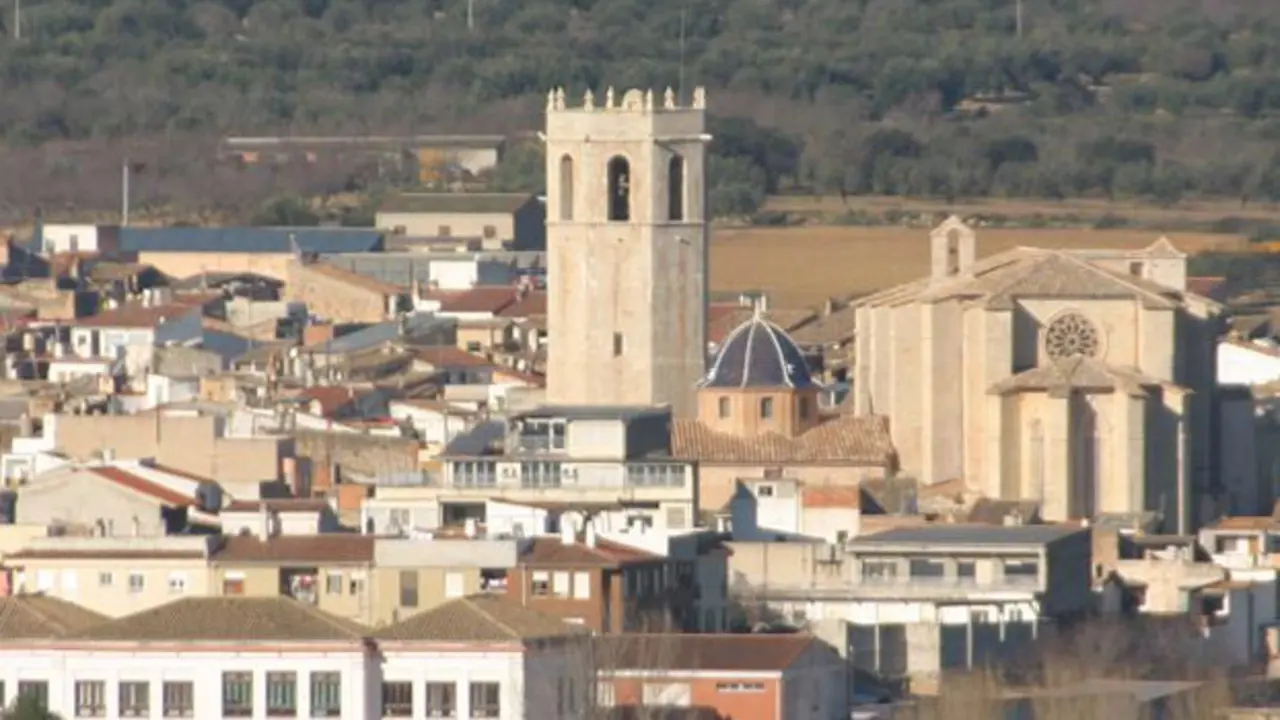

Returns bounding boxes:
[1129,261,1144,277]
[399,570,419,608]
[18,681,48,710]
[97,572,113,587]
[559,154,575,221]
[909,558,946,579]
[438,225,452,237]
[553,571,571,597]
[642,682,692,706]
[128,573,144,594]
[167,573,187,594]
[520,461,562,488]
[612,332,624,357]
[426,682,456,718]
[531,571,551,596]
[597,682,616,708]
[718,396,730,418]
[482,225,497,239]
[310,672,341,717]
[862,560,897,582]
[716,682,765,693]
[757,484,775,498]
[607,156,631,221]
[799,396,811,419]
[163,681,193,718]
[326,572,343,594]
[119,682,149,717]
[668,154,685,221]
[760,397,774,419]
[382,682,413,717]
[958,560,977,583]
[469,682,500,719]
[223,577,245,595]
[1005,559,1040,582]
[222,672,253,717]
[573,571,591,600]
[75,681,106,717]
[0,681,5,708]
[666,505,689,529]
[266,672,296,717]
[445,572,465,598]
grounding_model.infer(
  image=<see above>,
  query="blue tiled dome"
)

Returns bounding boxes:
[702,312,815,389]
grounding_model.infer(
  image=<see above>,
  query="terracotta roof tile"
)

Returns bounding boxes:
[69,596,366,642]
[1209,516,1278,531]
[223,499,331,513]
[374,594,586,642]
[428,287,523,315]
[802,486,861,509]
[75,302,202,329]
[520,536,659,566]
[8,548,208,561]
[0,595,108,640]
[496,291,546,318]
[671,416,895,465]
[212,534,374,564]
[412,345,495,369]
[295,386,359,417]
[596,633,818,672]
[89,466,195,507]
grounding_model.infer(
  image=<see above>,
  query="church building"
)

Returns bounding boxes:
[851,217,1226,532]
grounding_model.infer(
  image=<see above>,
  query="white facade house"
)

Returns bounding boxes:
[1218,339,1280,387]
[0,594,591,720]
[726,478,862,544]
[388,399,474,447]
[38,224,107,254]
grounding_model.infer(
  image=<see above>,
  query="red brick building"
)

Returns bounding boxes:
[596,634,847,720]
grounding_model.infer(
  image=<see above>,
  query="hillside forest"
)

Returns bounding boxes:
[6,0,1280,219]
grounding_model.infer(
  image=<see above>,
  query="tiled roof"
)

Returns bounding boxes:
[69,597,366,642]
[425,287,522,315]
[379,193,533,215]
[801,486,861,509]
[702,310,816,389]
[89,466,195,507]
[74,302,201,329]
[373,594,585,642]
[520,536,659,566]
[211,534,375,564]
[412,345,495,369]
[0,595,108,640]
[496,291,547,318]
[670,416,895,466]
[295,386,358,417]
[8,548,208,561]
[298,261,403,295]
[596,633,817,672]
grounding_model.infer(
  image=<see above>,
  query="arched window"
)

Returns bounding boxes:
[559,154,574,221]
[668,154,685,221]
[607,156,631,221]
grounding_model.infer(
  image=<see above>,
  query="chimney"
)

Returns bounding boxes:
[464,517,478,539]
[560,519,575,545]
[585,519,597,548]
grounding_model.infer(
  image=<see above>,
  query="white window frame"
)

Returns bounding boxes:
[572,571,591,600]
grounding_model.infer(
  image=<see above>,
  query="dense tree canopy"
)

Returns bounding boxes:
[7,0,1280,216]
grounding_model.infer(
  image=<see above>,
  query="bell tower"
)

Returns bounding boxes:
[544,86,711,416]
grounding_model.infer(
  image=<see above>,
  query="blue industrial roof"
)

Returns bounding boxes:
[118,227,384,254]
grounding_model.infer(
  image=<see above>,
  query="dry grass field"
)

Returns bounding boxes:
[709,225,1248,309]
[766,194,1280,224]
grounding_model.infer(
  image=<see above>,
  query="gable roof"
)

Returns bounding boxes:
[212,534,375,564]
[119,227,383,255]
[297,261,404,295]
[412,345,495,369]
[671,415,895,466]
[373,594,585,642]
[86,466,195,507]
[520,536,659,566]
[0,595,108,640]
[69,597,366,642]
[75,301,202,329]
[597,633,818,672]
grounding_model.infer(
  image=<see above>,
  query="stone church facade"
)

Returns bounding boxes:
[543,86,711,417]
[852,217,1225,532]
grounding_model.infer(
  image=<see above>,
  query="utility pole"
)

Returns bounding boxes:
[13,0,19,40]
[1015,0,1023,39]
[466,0,474,32]
[121,159,130,226]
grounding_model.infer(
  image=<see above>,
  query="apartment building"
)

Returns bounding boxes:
[0,593,590,720]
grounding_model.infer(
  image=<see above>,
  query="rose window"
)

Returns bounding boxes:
[1044,313,1100,360]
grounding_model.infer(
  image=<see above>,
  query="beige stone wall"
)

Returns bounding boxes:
[136,251,294,282]
[544,90,709,417]
[695,388,820,438]
[286,260,390,324]
[12,556,211,617]
[370,565,481,626]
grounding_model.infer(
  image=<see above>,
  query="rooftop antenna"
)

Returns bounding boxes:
[12,0,20,40]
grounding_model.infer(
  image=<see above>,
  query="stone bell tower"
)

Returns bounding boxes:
[543,86,711,417]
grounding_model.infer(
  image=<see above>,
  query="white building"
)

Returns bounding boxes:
[38,224,108,254]
[1218,338,1280,387]
[0,593,591,720]
[725,478,862,544]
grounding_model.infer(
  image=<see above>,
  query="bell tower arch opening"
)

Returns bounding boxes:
[668,154,685,221]
[607,156,631,222]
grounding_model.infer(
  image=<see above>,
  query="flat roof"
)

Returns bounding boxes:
[851,524,1083,547]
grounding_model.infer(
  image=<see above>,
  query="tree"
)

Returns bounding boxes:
[3,695,62,720]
